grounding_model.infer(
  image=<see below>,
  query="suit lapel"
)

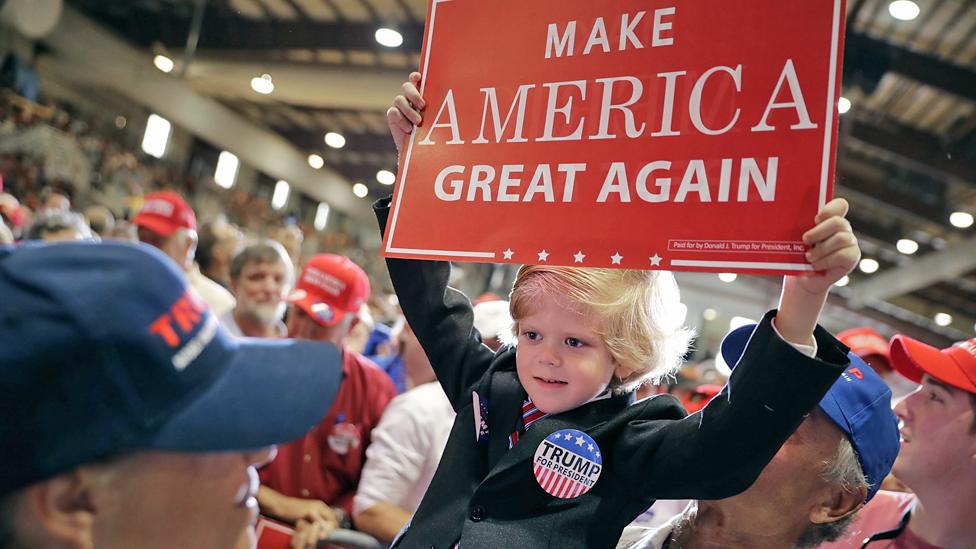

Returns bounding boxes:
[486,368,526,469]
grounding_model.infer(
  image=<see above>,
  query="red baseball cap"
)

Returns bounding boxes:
[288,254,370,328]
[889,335,976,394]
[838,327,892,371]
[132,191,197,237]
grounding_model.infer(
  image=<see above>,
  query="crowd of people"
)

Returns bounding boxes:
[1,72,974,549]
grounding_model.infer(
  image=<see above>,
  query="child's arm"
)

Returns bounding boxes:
[613,201,858,501]
[375,73,497,409]
[774,197,859,346]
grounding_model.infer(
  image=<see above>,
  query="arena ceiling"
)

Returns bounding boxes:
[57,0,976,344]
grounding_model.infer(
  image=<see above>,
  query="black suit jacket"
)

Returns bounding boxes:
[374,199,848,549]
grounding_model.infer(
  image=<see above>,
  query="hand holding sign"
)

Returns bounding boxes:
[800,198,860,294]
[388,71,425,155]
[775,197,860,346]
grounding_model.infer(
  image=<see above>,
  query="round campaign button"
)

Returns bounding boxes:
[532,429,602,499]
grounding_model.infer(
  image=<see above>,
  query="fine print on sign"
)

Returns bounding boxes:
[383,0,847,274]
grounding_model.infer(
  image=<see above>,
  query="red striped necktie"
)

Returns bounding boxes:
[508,399,548,448]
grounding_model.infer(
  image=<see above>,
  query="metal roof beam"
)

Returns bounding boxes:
[848,235,976,307]
[844,31,976,103]
[40,6,371,221]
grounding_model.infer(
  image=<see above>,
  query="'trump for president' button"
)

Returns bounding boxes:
[532,429,602,499]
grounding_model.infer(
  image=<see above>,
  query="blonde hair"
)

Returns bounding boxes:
[509,265,693,392]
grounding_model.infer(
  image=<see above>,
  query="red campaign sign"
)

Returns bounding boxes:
[255,517,293,549]
[383,0,847,274]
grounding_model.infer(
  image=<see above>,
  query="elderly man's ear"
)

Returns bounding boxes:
[809,485,867,525]
[16,470,100,549]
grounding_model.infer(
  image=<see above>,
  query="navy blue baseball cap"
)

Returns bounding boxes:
[0,241,342,495]
[721,324,900,501]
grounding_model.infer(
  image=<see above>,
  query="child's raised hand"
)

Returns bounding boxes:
[794,197,860,295]
[386,72,425,155]
[775,198,859,345]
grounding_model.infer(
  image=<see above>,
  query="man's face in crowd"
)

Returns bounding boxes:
[287,305,353,346]
[710,409,851,526]
[893,375,976,486]
[90,449,274,549]
[13,448,275,549]
[137,227,195,271]
[42,193,70,213]
[232,260,289,326]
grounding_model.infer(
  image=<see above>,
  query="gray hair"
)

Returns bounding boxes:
[25,211,94,241]
[229,239,295,288]
[794,436,868,548]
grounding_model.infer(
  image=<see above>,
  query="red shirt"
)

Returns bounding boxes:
[259,347,396,513]
[818,491,944,549]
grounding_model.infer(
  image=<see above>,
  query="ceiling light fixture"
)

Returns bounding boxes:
[376,169,396,185]
[859,258,879,274]
[375,28,404,48]
[934,312,952,327]
[896,238,918,255]
[352,183,369,198]
[838,96,851,114]
[141,114,171,159]
[324,132,346,149]
[314,202,331,231]
[271,180,290,210]
[949,211,974,228]
[718,273,737,283]
[153,54,175,73]
[834,275,850,287]
[214,151,239,189]
[250,74,274,95]
[307,154,324,169]
[888,0,920,21]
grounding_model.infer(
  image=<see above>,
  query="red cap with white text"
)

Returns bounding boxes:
[132,191,197,237]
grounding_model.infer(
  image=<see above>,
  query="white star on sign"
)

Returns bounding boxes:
[503,248,514,260]
[595,451,601,459]
[587,444,594,451]
[538,249,550,262]
[573,251,585,263]
[575,436,586,447]
[564,433,573,441]
[649,253,662,266]
[610,252,623,265]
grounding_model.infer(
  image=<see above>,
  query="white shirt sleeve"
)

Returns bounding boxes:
[353,383,455,516]
[770,319,818,358]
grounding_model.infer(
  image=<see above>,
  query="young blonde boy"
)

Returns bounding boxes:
[374,73,861,549]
